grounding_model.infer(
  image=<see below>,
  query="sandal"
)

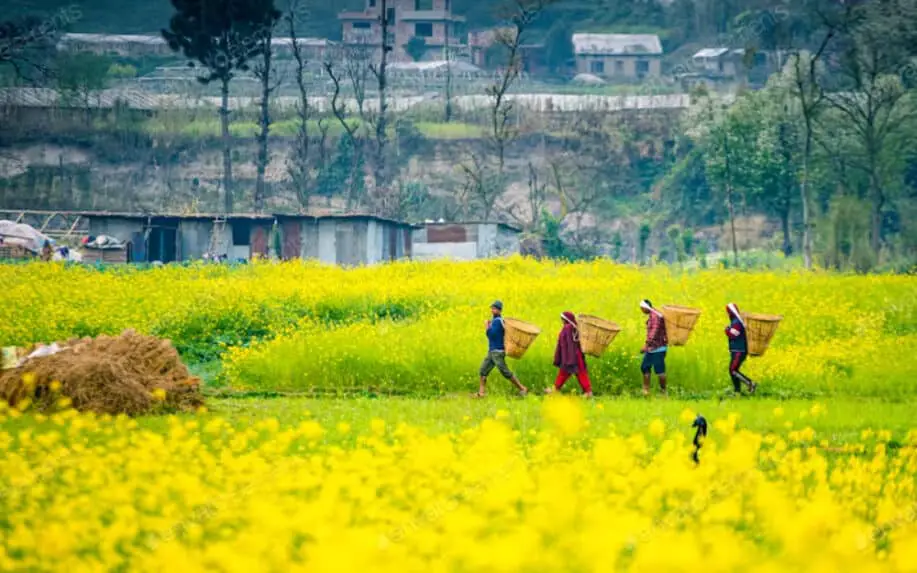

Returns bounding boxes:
[471,391,486,399]
[519,389,529,397]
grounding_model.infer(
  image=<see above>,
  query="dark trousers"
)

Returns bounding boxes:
[729,351,753,392]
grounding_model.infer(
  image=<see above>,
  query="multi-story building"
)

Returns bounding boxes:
[338,0,466,62]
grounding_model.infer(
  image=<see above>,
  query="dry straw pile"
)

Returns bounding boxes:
[0,330,203,415]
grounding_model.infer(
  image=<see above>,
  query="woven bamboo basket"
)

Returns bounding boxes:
[660,305,702,346]
[742,313,782,357]
[503,318,541,359]
[577,315,621,357]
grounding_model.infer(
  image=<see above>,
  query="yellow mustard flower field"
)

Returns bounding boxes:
[3,259,917,571]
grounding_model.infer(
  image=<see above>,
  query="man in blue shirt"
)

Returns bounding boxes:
[476,300,528,398]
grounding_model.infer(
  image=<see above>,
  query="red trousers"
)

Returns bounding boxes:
[554,352,592,393]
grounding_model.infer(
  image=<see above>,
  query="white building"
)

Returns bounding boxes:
[412,222,521,260]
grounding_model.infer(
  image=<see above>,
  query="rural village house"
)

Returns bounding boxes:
[572,33,663,79]
[339,0,468,63]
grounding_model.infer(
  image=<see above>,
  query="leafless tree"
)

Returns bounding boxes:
[507,160,549,231]
[458,0,557,221]
[325,58,365,208]
[286,0,331,212]
[368,0,392,197]
[252,22,282,212]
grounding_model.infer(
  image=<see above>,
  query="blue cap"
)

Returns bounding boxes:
[491,300,503,310]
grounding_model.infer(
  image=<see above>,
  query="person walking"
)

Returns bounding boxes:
[725,303,757,394]
[475,301,528,398]
[639,300,668,397]
[545,311,594,398]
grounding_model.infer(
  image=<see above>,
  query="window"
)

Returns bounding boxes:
[590,60,604,74]
[368,0,376,6]
[414,0,433,9]
[353,22,372,29]
[415,22,433,37]
[615,60,624,74]
[636,60,650,75]
[386,7,395,23]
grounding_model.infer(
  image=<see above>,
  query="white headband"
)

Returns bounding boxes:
[641,301,663,316]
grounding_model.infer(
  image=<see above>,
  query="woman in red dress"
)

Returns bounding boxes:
[545,312,594,398]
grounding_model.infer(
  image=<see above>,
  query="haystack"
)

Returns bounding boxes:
[0,330,204,415]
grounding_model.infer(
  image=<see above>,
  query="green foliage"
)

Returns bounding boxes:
[818,195,878,272]
[541,211,596,261]
[106,63,137,79]
[638,221,652,264]
[404,36,428,63]
[163,0,281,85]
[54,53,111,96]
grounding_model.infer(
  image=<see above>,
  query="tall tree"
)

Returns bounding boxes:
[460,0,557,221]
[822,0,917,253]
[686,92,758,265]
[163,0,280,214]
[253,19,281,212]
[0,14,69,83]
[368,0,392,201]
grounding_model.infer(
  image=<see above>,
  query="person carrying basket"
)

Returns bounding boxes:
[640,300,668,397]
[545,312,594,398]
[725,302,757,394]
[475,300,528,398]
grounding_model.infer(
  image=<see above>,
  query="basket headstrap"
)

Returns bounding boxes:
[727,303,745,326]
[640,300,663,317]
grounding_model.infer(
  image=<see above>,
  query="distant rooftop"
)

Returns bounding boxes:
[693,48,745,59]
[388,60,483,74]
[58,33,329,48]
[59,33,167,45]
[572,33,663,56]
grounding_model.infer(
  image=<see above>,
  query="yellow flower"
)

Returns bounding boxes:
[648,419,666,438]
[151,388,167,402]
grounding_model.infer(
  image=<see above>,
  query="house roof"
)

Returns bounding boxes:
[59,33,167,45]
[3,210,418,228]
[693,48,729,59]
[423,221,522,233]
[693,48,745,59]
[388,60,483,74]
[572,33,663,56]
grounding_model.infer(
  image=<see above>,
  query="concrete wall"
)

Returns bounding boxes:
[88,217,143,243]
[178,220,212,261]
[575,55,662,78]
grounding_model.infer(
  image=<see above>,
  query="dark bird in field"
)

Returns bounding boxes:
[692,414,708,465]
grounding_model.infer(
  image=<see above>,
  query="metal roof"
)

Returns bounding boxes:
[2,210,417,228]
[693,48,730,59]
[572,33,663,56]
[59,33,168,45]
[423,221,522,233]
[388,60,483,74]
